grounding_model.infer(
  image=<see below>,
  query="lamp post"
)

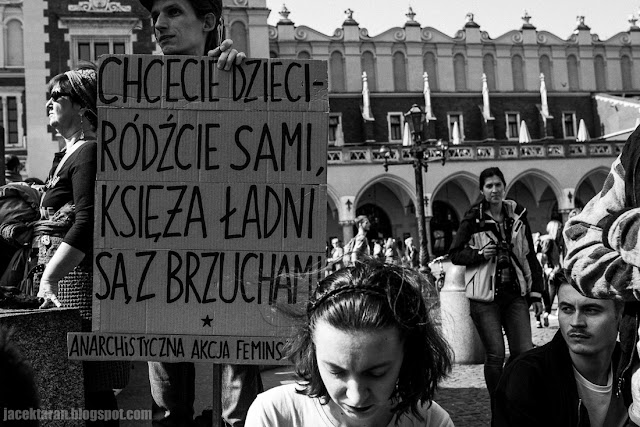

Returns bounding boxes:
[380,104,448,277]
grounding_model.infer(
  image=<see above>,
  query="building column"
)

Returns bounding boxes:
[338,196,356,244]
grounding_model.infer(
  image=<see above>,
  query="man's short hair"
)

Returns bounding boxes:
[355,215,368,226]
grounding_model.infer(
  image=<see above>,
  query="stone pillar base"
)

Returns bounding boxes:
[0,308,84,426]
[438,263,485,364]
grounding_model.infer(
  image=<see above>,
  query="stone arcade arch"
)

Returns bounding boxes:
[574,167,608,209]
[431,172,479,256]
[506,169,563,234]
[353,176,417,250]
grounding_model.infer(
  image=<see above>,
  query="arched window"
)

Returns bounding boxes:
[594,55,606,91]
[453,53,467,91]
[229,21,248,57]
[6,20,23,66]
[423,52,438,91]
[567,54,580,91]
[621,55,633,91]
[539,55,553,90]
[329,51,345,92]
[270,51,278,58]
[392,51,407,91]
[483,54,496,91]
[511,54,525,91]
[297,51,311,60]
[361,51,377,91]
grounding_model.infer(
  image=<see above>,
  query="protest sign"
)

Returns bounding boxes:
[68,55,328,364]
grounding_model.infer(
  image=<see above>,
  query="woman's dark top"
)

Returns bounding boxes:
[41,140,96,255]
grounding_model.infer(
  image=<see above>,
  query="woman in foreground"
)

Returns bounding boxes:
[246,260,454,426]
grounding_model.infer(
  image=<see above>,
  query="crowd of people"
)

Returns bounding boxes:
[1,0,640,426]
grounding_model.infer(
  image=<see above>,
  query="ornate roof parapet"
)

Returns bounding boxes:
[629,13,640,31]
[572,15,593,44]
[521,10,536,30]
[405,6,420,27]
[278,4,293,25]
[574,15,591,31]
[343,8,358,26]
[68,0,131,12]
[464,12,480,28]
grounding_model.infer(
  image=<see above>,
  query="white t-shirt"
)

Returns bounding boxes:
[246,383,454,427]
[572,366,628,427]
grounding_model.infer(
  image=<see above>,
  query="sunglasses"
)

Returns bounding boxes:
[49,92,72,102]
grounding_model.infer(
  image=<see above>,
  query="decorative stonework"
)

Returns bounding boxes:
[393,29,406,41]
[360,28,370,39]
[294,28,307,40]
[233,0,248,5]
[421,29,433,41]
[537,33,547,44]
[268,26,278,39]
[332,28,344,40]
[620,33,631,44]
[511,32,523,43]
[454,30,466,40]
[591,33,601,42]
[480,31,491,41]
[68,0,131,12]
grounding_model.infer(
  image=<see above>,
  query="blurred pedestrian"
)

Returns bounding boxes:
[4,155,22,183]
[535,219,563,327]
[326,237,344,273]
[404,236,418,268]
[449,167,543,410]
[384,237,401,265]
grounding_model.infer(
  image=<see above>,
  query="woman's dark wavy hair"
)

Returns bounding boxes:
[140,0,224,54]
[284,259,453,422]
[478,166,506,190]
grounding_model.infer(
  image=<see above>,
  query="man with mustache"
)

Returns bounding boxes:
[493,272,632,426]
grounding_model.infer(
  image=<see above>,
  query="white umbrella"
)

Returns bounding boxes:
[402,121,412,146]
[361,71,373,121]
[482,73,491,119]
[540,73,549,117]
[451,121,461,145]
[519,120,531,143]
[423,72,433,119]
[576,119,590,142]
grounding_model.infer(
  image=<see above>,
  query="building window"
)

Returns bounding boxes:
[505,112,520,140]
[0,93,25,149]
[567,54,580,91]
[329,51,345,92]
[6,19,23,67]
[621,55,633,91]
[387,113,404,142]
[423,52,438,91]
[328,113,343,146]
[512,54,525,91]
[392,52,407,91]
[562,112,577,138]
[447,113,464,142]
[74,39,127,64]
[297,51,311,60]
[594,55,606,91]
[361,51,377,91]
[483,54,496,91]
[539,55,553,90]
[230,21,248,57]
[453,54,467,91]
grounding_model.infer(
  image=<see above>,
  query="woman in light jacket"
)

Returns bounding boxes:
[449,167,543,410]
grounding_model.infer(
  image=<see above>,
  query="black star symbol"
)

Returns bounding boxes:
[202,315,213,327]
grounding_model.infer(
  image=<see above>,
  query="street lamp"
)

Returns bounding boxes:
[379,104,448,276]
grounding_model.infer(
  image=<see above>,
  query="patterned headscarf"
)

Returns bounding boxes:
[64,68,97,119]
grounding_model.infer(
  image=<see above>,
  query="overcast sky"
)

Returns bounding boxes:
[264,0,636,41]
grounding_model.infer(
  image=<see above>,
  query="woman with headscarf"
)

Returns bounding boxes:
[37,66,129,425]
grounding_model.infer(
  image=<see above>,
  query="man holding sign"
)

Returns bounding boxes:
[138,0,256,426]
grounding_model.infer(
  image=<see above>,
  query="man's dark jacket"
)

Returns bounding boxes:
[493,331,632,427]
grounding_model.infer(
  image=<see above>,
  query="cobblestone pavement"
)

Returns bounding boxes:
[118,311,558,426]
